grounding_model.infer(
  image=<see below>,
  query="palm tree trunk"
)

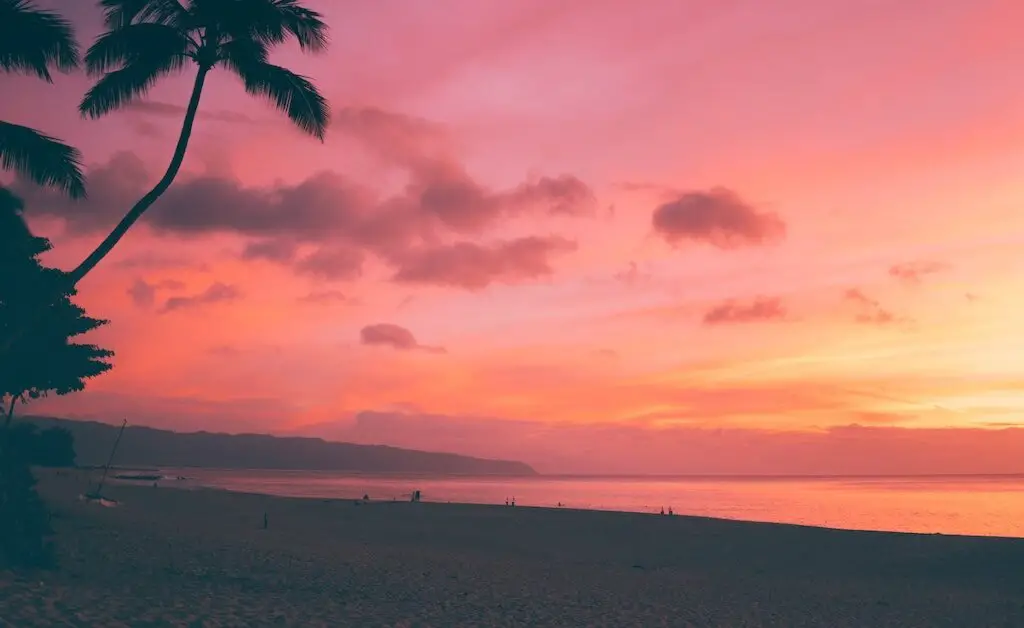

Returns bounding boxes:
[68,66,211,284]
[3,395,15,433]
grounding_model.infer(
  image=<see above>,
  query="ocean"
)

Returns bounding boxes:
[129,469,1024,538]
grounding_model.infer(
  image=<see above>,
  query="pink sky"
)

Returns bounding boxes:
[4,0,1024,474]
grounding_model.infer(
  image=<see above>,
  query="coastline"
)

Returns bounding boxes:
[3,469,1023,626]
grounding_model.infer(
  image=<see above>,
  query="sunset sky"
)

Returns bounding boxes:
[4,0,1024,474]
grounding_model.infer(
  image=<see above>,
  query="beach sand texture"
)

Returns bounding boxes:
[2,470,1024,627]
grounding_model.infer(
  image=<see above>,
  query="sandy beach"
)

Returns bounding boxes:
[2,471,1023,627]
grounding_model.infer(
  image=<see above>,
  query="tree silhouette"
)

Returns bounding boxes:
[0,188,113,433]
[35,426,77,467]
[69,0,331,284]
[0,0,86,197]
[0,190,109,568]
[5,423,76,467]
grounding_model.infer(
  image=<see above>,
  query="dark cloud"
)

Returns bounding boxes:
[126,278,185,308]
[161,282,241,313]
[297,290,348,304]
[889,260,948,284]
[126,100,256,124]
[14,107,595,289]
[703,296,787,325]
[293,245,364,281]
[359,323,446,354]
[133,120,164,138]
[652,187,785,249]
[391,236,577,290]
[113,252,208,272]
[843,288,906,326]
[241,239,298,263]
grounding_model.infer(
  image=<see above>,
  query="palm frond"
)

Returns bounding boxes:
[192,0,327,52]
[84,22,190,76]
[79,54,187,118]
[98,0,188,29]
[270,0,328,52]
[226,57,328,140]
[0,0,80,81]
[0,120,86,198]
[246,0,328,52]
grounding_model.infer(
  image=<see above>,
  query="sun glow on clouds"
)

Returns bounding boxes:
[7,0,1024,473]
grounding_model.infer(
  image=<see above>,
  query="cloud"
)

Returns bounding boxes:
[612,261,650,286]
[161,282,241,313]
[843,288,906,326]
[888,260,948,284]
[241,239,298,263]
[391,236,577,290]
[297,290,347,304]
[359,323,446,354]
[651,187,786,249]
[127,279,157,308]
[126,100,256,124]
[113,252,208,271]
[126,278,185,308]
[703,296,787,325]
[14,112,594,289]
[292,245,365,281]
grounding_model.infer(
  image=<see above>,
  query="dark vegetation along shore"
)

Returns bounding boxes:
[1,470,1022,627]
[22,416,537,476]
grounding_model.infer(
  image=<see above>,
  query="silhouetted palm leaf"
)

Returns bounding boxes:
[83,22,189,75]
[0,1,85,199]
[0,0,79,82]
[98,0,188,29]
[226,57,328,140]
[0,122,86,199]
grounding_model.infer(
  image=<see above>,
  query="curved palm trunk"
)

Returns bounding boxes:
[69,67,211,284]
[0,68,210,358]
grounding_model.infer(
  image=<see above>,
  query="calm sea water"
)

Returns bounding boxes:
[138,469,1024,538]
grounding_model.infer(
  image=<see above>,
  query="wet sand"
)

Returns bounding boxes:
[2,469,1024,627]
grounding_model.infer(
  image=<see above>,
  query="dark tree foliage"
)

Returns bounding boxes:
[0,189,111,569]
[0,450,53,568]
[8,423,76,467]
[34,426,76,467]
[0,189,114,426]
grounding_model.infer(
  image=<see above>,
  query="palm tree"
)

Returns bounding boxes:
[69,0,331,284]
[0,0,86,198]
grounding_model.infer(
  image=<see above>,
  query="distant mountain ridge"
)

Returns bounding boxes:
[19,416,537,476]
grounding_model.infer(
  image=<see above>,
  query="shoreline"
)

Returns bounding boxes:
[153,479,1024,541]
[105,466,1024,540]
[3,469,1023,626]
